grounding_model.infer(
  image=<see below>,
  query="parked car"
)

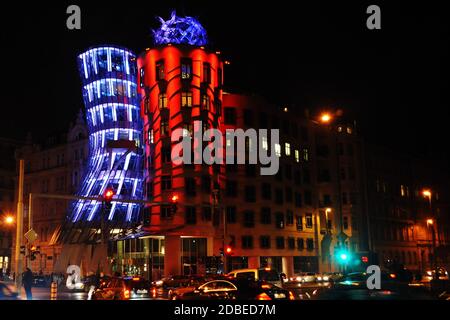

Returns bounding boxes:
[423,268,449,282]
[289,272,318,283]
[171,278,295,300]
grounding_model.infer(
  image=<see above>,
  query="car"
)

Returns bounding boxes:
[160,275,193,289]
[227,268,283,287]
[92,276,152,300]
[289,272,317,283]
[171,278,295,300]
[423,268,449,282]
[0,282,19,300]
[168,275,231,299]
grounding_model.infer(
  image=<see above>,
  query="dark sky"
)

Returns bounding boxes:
[1,1,449,162]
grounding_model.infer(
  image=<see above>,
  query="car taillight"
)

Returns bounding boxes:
[124,289,130,299]
[256,292,272,300]
[289,291,295,300]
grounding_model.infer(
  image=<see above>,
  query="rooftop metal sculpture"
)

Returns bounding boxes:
[152,11,208,46]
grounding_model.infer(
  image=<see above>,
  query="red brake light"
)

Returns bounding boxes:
[256,292,272,300]
[132,277,140,281]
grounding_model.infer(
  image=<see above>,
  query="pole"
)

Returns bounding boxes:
[431,225,438,281]
[14,159,24,296]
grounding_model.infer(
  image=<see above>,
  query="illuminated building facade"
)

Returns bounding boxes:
[137,13,224,276]
[64,46,144,235]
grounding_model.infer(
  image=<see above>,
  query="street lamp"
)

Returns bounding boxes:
[4,215,14,225]
[319,112,332,124]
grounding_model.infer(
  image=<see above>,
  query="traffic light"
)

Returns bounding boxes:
[361,256,369,263]
[103,188,115,203]
[225,245,233,255]
[170,194,178,214]
[335,248,351,264]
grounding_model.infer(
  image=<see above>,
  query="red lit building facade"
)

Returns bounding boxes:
[135,42,366,277]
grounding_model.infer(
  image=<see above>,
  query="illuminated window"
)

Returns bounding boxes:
[262,136,268,151]
[158,93,167,109]
[285,143,291,156]
[275,143,281,157]
[156,60,165,81]
[303,148,309,161]
[203,62,211,83]
[295,150,300,162]
[139,68,145,88]
[305,214,313,228]
[201,94,210,110]
[181,91,192,107]
[148,129,154,144]
[337,126,343,133]
[400,185,406,197]
[346,127,353,134]
[181,58,192,80]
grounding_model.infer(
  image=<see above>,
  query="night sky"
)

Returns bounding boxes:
[1,1,449,163]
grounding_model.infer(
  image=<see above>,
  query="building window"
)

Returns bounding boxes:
[303,148,309,161]
[181,91,193,107]
[202,207,212,221]
[342,192,348,205]
[276,237,285,249]
[306,238,314,251]
[158,93,167,109]
[296,216,303,231]
[260,236,271,249]
[181,58,192,79]
[275,188,283,204]
[224,107,237,124]
[286,210,294,225]
[400,185,406,197]
[161,175,171,191]
[243,211,255,228]
[160,120,169,136]
[303,169,311,184]
[202,62,211,83]
[201,94,210,110]
[285,164,292,180]
[244,186,256,202]
[226,206,237,223]
[285,143,291,156]
[242,236,253,249]
[323,194,332,206]
[297,238,304,251]
[137,67,146,89]
[161,205,171,219]
[185,177,196,196]
[294,170,301,185]
[243,109,253,127]
[261,207,271,224]
[226,180,238,197]
[162,146,171,163]
[343,216,349,230]
[185,206,196,224]
[288,237,295,250]
[261,183,272,200]
[156,60,165,80]
[148,129,154,144]
[275,212,284,229]
[275,143,281,157]
[262,136,268,151]
[295,150,300,163]
[305,214,313,228]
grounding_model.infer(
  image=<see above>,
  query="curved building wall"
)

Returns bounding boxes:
[70,46,144,225]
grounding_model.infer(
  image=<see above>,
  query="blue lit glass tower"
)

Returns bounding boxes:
[68,46,144,231]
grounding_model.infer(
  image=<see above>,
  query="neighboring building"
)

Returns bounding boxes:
[14,112,88,274]
[365,144,450,274]
[0,137,24,274]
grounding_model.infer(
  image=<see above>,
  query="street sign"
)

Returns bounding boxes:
[24,229,38,243]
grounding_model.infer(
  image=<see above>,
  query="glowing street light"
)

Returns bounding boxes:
[5,216,14,225]
[427,218,434,226]
[422,189,432,199]
[319,112,332,124]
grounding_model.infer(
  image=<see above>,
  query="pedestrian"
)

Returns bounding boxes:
[22,268,33,300]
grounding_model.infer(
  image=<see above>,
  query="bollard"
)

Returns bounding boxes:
[50,281,57,300]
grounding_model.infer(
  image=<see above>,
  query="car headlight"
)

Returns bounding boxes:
[426,271,432,276]
[155,280,163,286]
[296,277,302,282]
[317,277,322,281]
[323,276,329,281]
